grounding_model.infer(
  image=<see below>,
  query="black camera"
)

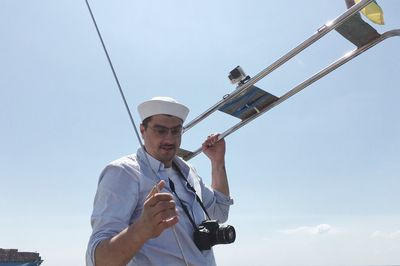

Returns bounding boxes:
[228,65,249,85]
[193,220,236,250]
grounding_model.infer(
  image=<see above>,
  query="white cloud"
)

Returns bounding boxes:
[282,223,336,235]
[216,216,400,266]
[371,229,400,239]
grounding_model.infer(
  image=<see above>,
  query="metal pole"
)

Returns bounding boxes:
[183,0,374,133]
[184,29,400,161]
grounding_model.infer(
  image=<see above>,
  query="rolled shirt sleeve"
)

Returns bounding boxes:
[188,166,234,223]
[86,163,141,266]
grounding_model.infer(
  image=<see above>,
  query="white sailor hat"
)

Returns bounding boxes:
[138,96,190,122]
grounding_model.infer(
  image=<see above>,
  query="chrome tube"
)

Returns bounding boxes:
[184,29,400,160]
[183,0,375,133]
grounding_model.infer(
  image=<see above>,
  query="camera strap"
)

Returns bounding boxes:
[168,162,211,230]
[173,162,211,220]
[168,178,198,231]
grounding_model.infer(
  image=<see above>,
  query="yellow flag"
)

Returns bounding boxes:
[354,0,385,25]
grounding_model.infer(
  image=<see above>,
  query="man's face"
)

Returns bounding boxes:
[140,114,183,167]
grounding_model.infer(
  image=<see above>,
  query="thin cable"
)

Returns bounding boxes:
[85,0,142,146]
[84,1,189,265]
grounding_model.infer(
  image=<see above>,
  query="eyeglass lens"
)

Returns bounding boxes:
[150,125,182,137]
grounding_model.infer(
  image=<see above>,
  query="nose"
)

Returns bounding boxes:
[163,130,179,140]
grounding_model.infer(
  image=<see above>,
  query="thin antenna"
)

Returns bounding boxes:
[85,0,142,146]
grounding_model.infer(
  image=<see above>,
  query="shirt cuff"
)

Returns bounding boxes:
[213,189,234,205]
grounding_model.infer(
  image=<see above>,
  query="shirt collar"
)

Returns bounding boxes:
[136,146,166,173]
[136,146,190,177]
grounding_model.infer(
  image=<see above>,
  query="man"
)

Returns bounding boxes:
[86,96,233,266]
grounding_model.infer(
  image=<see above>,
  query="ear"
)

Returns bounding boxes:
[140,124,145,137]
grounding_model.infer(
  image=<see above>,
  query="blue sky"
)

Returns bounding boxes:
[1,0,399,265]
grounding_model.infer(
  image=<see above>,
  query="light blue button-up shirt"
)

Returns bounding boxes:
[86,147,234,266]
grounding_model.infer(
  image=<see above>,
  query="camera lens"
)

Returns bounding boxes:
[216,225,236,244]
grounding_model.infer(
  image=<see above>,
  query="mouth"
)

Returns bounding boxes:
[160,145,176,152]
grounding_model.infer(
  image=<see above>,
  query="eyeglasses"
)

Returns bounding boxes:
[148,125,183,138]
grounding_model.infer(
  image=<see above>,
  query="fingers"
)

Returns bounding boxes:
[136,179,180,240]
[203,133,221,148]
[145,180,165,200]
[150,198,176,216]
[140,181,181,238]
[151,199,178,233]
[202,133,226,153]
[146,192,174,207]
[153,201,178,222]
[157,216,179,231]
[202,133,226,163]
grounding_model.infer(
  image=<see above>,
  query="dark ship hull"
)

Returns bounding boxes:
[0,262,42,266]
[0,249,42,266]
